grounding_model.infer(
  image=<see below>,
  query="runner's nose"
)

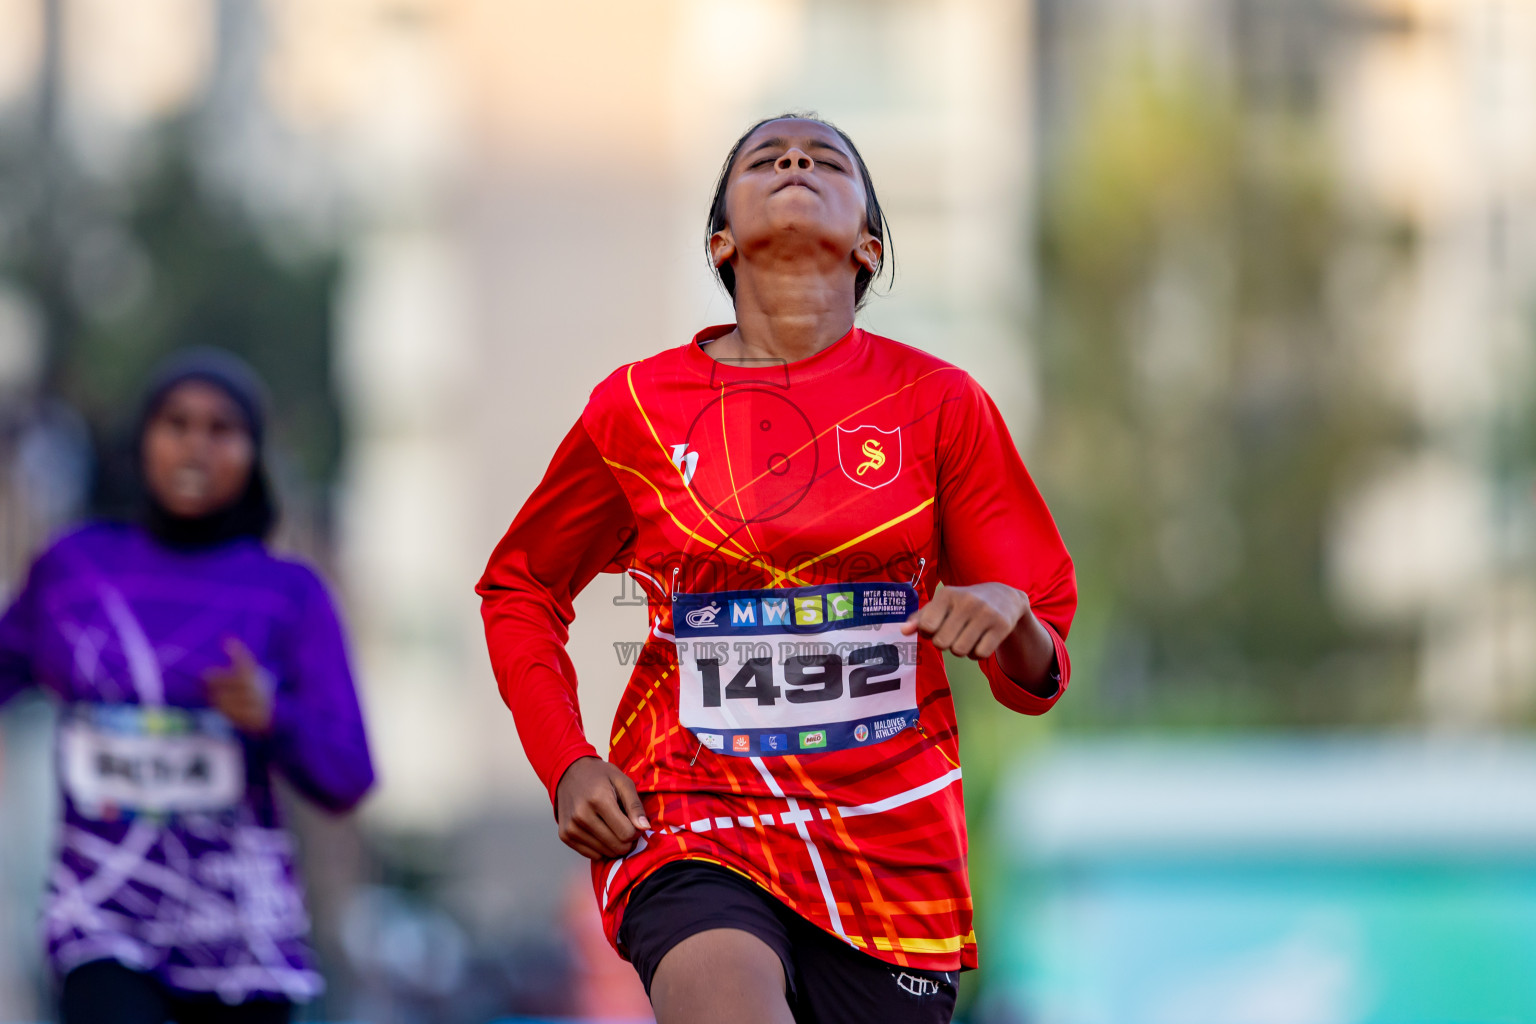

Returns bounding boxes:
[776,148,813,171]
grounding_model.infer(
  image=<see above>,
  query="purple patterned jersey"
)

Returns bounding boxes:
[0,523,374,1004]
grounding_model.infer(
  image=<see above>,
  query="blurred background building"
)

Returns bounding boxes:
[0,0,1533,1022]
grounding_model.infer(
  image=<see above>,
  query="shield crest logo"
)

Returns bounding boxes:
[836,425,901,489]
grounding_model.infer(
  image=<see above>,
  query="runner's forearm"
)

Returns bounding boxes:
[993,606,1059,698]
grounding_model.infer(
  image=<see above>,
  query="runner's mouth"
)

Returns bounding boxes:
[773,175,818,194]
[170,466,212,500]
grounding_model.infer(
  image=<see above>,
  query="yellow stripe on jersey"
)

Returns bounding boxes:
[602,458,811,587]
[871,933,968,955]
[626,364,760,566]
[716,385,767,557]
[609,663,673,746]
[716,366,961,515]
[767,497,936,587]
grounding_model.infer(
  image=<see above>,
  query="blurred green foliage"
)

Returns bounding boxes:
[1030,52,1417,728]
[0,120,341,510]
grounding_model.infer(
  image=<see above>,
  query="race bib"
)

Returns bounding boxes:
[59,705,246,819]
[672,582,920,756]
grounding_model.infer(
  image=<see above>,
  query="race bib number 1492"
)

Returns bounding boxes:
[672,582,920,757]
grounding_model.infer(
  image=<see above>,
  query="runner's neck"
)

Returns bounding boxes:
[711,269,857,363]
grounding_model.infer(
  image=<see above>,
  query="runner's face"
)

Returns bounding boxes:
[142,382,254,519]
[712,119,880,288]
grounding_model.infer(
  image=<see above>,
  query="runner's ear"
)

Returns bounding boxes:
[854,235,882,275]
[709,227,737,269]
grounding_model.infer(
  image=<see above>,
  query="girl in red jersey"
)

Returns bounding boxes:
[478,114,1075,1024]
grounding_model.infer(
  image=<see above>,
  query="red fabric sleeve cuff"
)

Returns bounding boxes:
[983,618,1070,716]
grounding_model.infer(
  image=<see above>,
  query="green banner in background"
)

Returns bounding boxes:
[987,738,1536,1024]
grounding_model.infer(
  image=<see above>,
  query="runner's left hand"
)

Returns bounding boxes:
[901,582,1031,659]
[204,637,275,735]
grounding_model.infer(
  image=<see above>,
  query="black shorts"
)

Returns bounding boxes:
[60,959,292,1024]
[619,860,958,1024]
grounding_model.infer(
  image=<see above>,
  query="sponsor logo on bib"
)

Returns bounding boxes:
[794,596,823,625]
[685,602,722,629]
[762,598,790,626]
[673,583,921,757]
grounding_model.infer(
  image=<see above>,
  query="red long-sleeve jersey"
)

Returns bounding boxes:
[478,325,1076,972]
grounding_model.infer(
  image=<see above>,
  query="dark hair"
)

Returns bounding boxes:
[706,112,894,309]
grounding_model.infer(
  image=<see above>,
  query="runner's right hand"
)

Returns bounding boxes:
[555,756,651,860]
[203,637,275,735]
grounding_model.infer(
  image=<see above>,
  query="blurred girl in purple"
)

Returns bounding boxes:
[0,350,375,1023]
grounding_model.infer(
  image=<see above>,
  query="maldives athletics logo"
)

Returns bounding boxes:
[836,425,901,489]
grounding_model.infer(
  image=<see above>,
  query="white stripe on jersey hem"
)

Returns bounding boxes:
[602,833,649,910]
[745,755,848,940]
[835,768,963,818]
[597,763,958,926]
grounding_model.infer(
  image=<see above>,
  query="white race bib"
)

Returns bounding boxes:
[672,582,920,756]
[59,705,246,818]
